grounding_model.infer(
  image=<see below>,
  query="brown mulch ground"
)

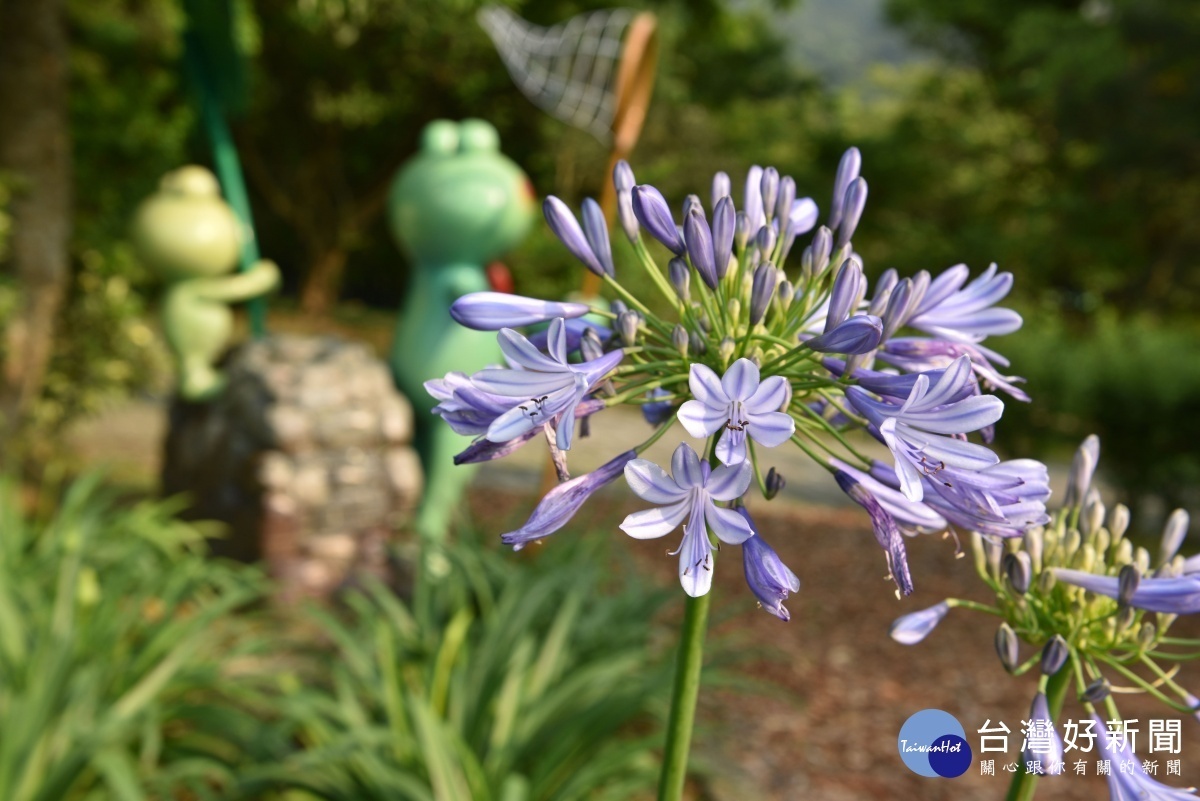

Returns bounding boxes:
[472,488,1200,801]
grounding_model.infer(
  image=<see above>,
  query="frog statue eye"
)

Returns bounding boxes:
[458,119,499,154]
[420,119,459,156]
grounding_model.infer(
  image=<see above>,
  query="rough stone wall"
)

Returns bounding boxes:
[162,335,422,599]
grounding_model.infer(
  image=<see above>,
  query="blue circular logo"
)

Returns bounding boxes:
[898,709,972,778]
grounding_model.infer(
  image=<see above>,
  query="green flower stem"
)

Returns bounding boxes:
[604,374,689,406]
[634,417,678,455]
[656,570,712,801]
[632,235,685,308]
[1102,656,1189,709]
[945,598,1004,616]
[1004,664,1072,801]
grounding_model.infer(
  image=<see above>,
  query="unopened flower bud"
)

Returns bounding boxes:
[734,211,751,252]
[828,146,861,232]
[580,327,605,362]
[1110,504,1130,541]
[669,257,691,302]
[749,263,776,325]
[1118,564,1140,606]
[984,535,1004,582]
[683,193,704,219]
[778,280,794,307]
[688,329,707,356]
[726,297,741,328]
[712,197,735,281]
[672,324,688,356]
[1114,537,1133,567]
[1160,509,1190,566]
[760,167,779,223]
[811,226,833,276]
[1004,551,1032,595]
[764,467,786,500]
[1083,496,1106,537]
[1038,569,1056,594]
[800,245,814,282]
[889,601,951,645]
[718,337,736,364]
[711,171,731,207]
[1116,605,1137,633]
[1082,678,1111,704]
[755,224,776,257]
[1065,435,1100,509]
[611,299,628,317]
[1138,622,1156,649]
[1136,546,1151,575]
[995,623,1020,673]
[776,176,796,225]
[1024,527,1044,574]
[836,177,868,249]
[617,310,641,346]
[1041,635,1069,676]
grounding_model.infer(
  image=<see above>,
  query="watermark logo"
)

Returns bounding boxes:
[898,709,973,778]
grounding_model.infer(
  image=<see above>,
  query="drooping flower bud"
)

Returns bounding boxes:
[889,601,951,645]
[668,257,690,303]
[1082,678,1111,704]
[995,622,1020,673]
[765,467,785,500]
[1022,692,1065,775]
[1118,564,1140,606]
[804,315,882,355]
[502,451,637,549]
[544,196,607,276]
[632,185,685,254]
[740,513,800,622]
[1005,551,1032,595]
[449,292,591,330]
[1041,634,1069,676]
[576,197,614,277]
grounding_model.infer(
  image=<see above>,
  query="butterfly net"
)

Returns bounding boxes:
[477,5,637,144]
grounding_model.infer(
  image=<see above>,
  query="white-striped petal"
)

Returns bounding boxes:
[688,363,728,407]
[624,460,688,504]
[705,503,755,544]
[677,399,728,438]
[705,461,752,501]
[746,411,795,448]
[672,443,705,489]
[620,501,690,540]
[498,328,567,372]
[745,375,789,415]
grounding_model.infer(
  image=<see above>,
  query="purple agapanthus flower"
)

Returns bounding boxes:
[426,371,514,436]
[676,359,795,466]
[905,263,1022,344]
[847,356,1004,502]
[829,458,948,534]
[804,314,882,354]
[878,338,1030,403]
[543,196,614,277]
[738,507,800,621]
[502,450,637,549]
[1093,714,1198,799]
[620,443,754,597]
[453,399,606,465]
[889,600,950,644]
[449,291,592,330]
[1053,569,1200,615]
[471,319,623,450]
[835,470,915,595]
[918,458,1052,537]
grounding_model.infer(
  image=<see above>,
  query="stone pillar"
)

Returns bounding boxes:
[162,334,423,599]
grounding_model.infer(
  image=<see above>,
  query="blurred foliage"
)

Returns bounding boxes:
[0,472,268,801]
[996,311,1200,512]
[885,0,1200,315]
[242,539,672,801]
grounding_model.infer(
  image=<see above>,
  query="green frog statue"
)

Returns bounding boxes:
[132,165,280,401]
[388,119,535,540]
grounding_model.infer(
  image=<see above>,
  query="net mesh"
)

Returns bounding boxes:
[477,5,636,144]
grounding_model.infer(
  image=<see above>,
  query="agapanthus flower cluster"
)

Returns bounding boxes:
[428,149,1046,617]
[891,436,1200,797]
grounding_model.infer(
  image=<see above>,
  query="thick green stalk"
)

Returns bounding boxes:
[657,589,711,801]
[1004,665,1072,801]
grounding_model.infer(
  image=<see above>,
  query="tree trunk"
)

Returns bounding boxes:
[0,0,72,440]
[298,246,347,316]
